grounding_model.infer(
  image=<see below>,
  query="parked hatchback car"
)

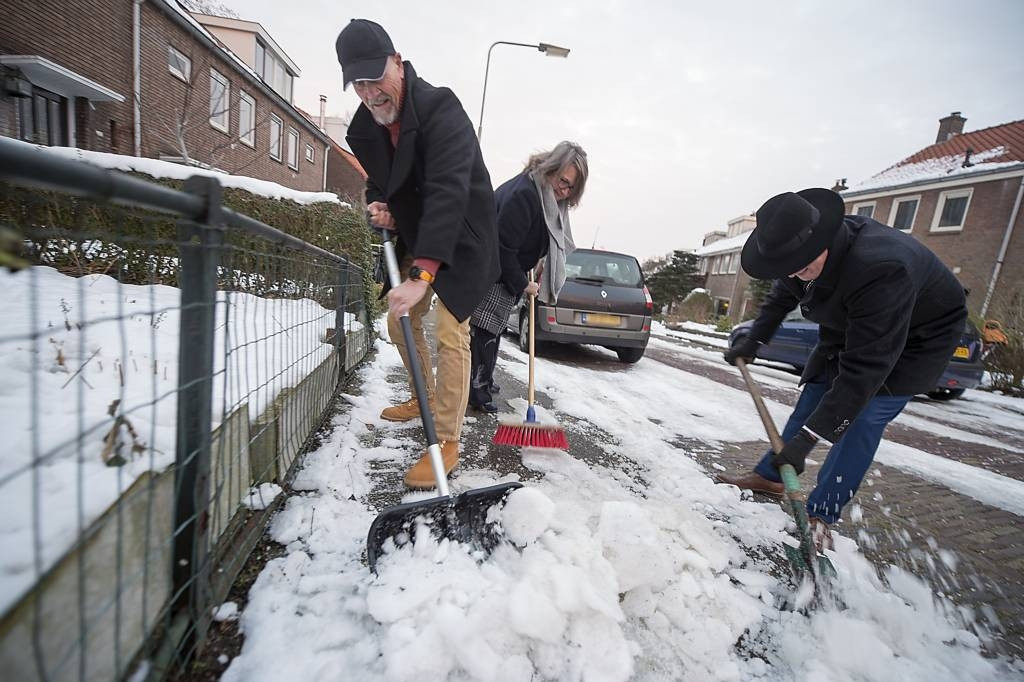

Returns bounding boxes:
[728,309,985,400]
[507,248,653,363]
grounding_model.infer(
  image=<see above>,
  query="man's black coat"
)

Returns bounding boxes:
[346,61,499,321]
[746,215,967,443]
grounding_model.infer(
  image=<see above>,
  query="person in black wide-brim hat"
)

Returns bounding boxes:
[716,188,968,552]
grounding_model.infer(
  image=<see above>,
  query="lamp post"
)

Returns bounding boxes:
[476,40,570,143]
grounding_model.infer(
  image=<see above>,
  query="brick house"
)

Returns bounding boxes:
[694,113,1024,321]
[0,0,333,193]
[840,113,1024,317]
[694,214,756,319]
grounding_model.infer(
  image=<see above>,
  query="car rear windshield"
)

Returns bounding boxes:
[566,251,643,287]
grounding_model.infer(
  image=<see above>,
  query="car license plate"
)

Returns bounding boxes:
[580,312,621,327]
[953,346,969,359]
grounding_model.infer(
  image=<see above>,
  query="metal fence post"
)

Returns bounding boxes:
[335,260,348,380]
[172,176,223,640]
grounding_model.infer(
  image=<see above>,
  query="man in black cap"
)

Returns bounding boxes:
[336,19,499,489]
[717,188,967,550]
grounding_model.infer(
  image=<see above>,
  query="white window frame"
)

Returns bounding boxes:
[852,201,876,218]
[286,127,299,170]
[887,194,920,233]
[209,68,230,134]
[728,252,738,274]
[698,258,707,275]
[930,188,973,233]
[167,45,191,83]
[238,91,255,147]
[269,113,282,161]
[305,143,315,163]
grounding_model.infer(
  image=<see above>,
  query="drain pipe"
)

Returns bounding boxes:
[132,0,142,157]
[980,173,1024,317]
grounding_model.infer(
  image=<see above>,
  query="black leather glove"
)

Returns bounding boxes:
[771,427,818,475]
[724,336,761,366]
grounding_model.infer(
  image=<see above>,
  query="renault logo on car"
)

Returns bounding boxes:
[601,290,607,298]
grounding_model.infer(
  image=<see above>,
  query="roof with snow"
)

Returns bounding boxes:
[845,119,1024,195]
[693,231,750,257]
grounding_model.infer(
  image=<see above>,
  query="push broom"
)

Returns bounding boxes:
[493,273,568,449]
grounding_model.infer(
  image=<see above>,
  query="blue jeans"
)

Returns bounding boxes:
[753,382,911,524]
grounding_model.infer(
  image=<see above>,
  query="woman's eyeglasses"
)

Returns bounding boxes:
[556,177,575,191]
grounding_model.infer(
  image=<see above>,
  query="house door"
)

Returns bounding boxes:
[18,87,67,146]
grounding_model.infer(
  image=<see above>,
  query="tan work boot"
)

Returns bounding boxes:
[403,441,460,489]
[380,397,433,422]
[714,470,785,497]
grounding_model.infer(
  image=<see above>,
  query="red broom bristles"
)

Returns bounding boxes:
[492,423,568,450]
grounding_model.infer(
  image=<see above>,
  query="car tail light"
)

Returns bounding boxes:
[643,324,650,331]
[642,286,653,311]
[547,315,556,324]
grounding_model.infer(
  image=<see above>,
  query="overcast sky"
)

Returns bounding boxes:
[220,0,1023,261]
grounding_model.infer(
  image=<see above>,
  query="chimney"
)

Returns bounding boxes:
[936,111,966,143]
[319,94,327,132]
[831,178,848,192]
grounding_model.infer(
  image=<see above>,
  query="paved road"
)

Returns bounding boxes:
[363,316,1024,660]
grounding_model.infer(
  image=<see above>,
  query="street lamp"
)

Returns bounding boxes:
[476,40,571,143]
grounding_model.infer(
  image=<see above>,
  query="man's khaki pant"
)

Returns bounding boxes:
[387,284,470,443]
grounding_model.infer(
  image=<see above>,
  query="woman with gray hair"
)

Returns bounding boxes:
[468,141,589,412]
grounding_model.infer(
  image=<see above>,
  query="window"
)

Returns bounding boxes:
[255,41,265,81]
[887,195,920,232]
[305,143,315,163]
[168,46,191,82]
[852,201,876,218]
[269,113,282,161]
[728,252,738,274]
[287,127,299,170]
[239,91,255,146]
[698,258,707,275]
[256,39,295,102]
[18,87,67,146]
[209,69,230,133]
[931,188,972,233]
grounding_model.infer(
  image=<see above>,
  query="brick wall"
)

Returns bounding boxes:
[326,148,367,206]
[0,0,134,153]
[844,175,1024,315]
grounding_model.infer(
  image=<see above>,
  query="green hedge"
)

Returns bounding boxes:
[0,172,383,320]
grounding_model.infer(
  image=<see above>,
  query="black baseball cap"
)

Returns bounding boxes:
[335,19,395,88]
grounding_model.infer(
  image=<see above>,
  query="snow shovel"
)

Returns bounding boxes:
[365,222,522,571]
[735,358,836,591]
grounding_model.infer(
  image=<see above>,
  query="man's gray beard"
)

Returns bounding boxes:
[371,108,398,126]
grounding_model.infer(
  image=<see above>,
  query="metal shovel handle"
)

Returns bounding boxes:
[373,221,450,498]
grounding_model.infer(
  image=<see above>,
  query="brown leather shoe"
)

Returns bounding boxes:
[403,441,460,489]
[714,470,785,497]
[381,397,433,422]
[809,517,834,552]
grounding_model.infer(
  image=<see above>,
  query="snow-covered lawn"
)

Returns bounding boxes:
[0,266,353,614]
[222,323,1022,681]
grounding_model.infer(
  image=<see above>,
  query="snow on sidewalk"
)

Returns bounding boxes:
[222,327,1016,681]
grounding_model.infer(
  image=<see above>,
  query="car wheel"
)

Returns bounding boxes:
[927,388,965,401]
[615,346,645,363]
[518,313,530,353]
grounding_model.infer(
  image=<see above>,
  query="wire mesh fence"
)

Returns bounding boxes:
[0,139,372,681]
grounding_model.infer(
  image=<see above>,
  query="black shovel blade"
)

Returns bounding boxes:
[366,482,523,571]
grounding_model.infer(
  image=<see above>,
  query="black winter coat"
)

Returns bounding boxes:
[493,172,549,297]
[747,215,967,443]
[346,62,500,321]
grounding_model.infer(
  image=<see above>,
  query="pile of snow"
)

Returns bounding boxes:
[220,324,1020,681]
[850,146,1020,193]
[0,266,357,614]
[8,137,344,206]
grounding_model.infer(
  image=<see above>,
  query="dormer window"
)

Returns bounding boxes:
[255,38,294,102]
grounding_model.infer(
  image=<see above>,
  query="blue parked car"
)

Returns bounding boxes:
[728,309,985,400]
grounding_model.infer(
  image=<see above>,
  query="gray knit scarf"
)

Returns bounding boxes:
[530,171,576,303]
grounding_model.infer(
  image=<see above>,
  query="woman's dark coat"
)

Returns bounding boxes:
[746,215,967,443]
[493,171,550,296]
[346,61,499,321]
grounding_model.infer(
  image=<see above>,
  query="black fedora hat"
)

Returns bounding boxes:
[740,188,845,280]
[335,19,395,89]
